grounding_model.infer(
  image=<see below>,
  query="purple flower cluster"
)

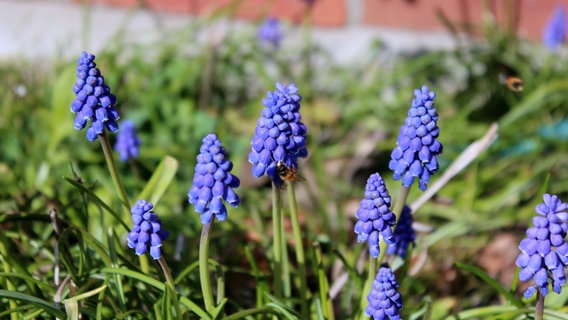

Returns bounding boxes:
[543,5,567,51]
[127,200,169,260]
[189,134,240,224]
[257,17,282,48]
[114,120,141,162]
[354,173,396,258]
[249,83,308,187]
[389,86,442,191]
[387,205,415,259]
[71,51,119,142]
[366,266,403,320]
[516,193,568,298]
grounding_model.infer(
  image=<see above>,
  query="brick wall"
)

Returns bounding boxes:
[79,0,565,41]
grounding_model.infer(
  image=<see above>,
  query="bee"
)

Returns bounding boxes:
[498,63,523,92]
[276,161,305,189]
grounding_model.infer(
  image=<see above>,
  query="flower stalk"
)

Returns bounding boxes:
[287,183,308,315]
[100,132,131,212]
[199,220,215,313]
[271,182,284,298]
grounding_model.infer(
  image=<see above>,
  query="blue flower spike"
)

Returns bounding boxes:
[354,173,396,258]
[189,133,241,224]
[387,205,416,259]
[248,82,308,187]
[258,17,283,48]
[71,51,119,142]
[543,5,567,51]
[127,200,169,260]
[516,193,568,298]
[114,120,141,162]
[389,85,442,191]
[366,265,403,320]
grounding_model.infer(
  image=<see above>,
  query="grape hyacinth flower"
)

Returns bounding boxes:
[249,83,308,187]
[389,86,442,191]
[114,120,141,162]
[257,17,283,48]
[127,200,169,260]
[189,134,240,224]
[516,193,568,298]
[387,205,416,259]
[71,51,119,142]
[543,5,567,51]
[354,173,396,258]
[366,265,403,320]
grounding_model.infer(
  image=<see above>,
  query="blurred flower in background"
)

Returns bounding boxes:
[114,120,141,162]
[71,51,119,142]
[257,17,283,48]
[387,205,416,259]
[188,133,240,224]
[354,173,396,258]
[389,86,442,191]
[543,5,567,51]
[516,193,568,298]
[127,200,169,260]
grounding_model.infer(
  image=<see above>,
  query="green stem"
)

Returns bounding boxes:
[287,183,309,316]
[224,306,281,320]
[281,209,292,299]
[99,132,130,212]
[199,220,216,314]
[314,242,334,320]
[392,186,411,225]
[359,256,377,320]
[535,291,544,320]
[0,233,18,320]
[158,256,182,318]
[272,182,283,298]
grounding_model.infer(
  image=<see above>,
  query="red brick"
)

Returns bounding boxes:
[362,0,563,41]
[192,0,346,26]
[145,0,193,14]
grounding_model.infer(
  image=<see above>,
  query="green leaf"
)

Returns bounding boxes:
[264,293,307,320]
[100,268,210,320]
[455,262,523,307]
[137,155,179,206]
[58,227,87,284]
[64,285,108,320]
[48,64,76,155]
[64,176,129,231]
[0,290,67,318]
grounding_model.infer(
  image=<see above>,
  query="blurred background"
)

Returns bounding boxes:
[2,0,568,317]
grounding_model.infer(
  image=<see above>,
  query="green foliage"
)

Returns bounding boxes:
[1,2,568,319]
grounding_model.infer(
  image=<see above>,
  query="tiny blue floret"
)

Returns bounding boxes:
[389,85,442,191]
[188,133,240,224]
[516,193,568,298]
[354,173,396,258]
[127,200,169,260]
[366,265,403,320]
[248,83,308,187]
[71,51,119,142]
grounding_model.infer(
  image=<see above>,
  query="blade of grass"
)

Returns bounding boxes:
[137,155,178,206]
[64,177,129,230]
[100,267,210,320]
[455,262,523,307]
[0,290,67,319]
